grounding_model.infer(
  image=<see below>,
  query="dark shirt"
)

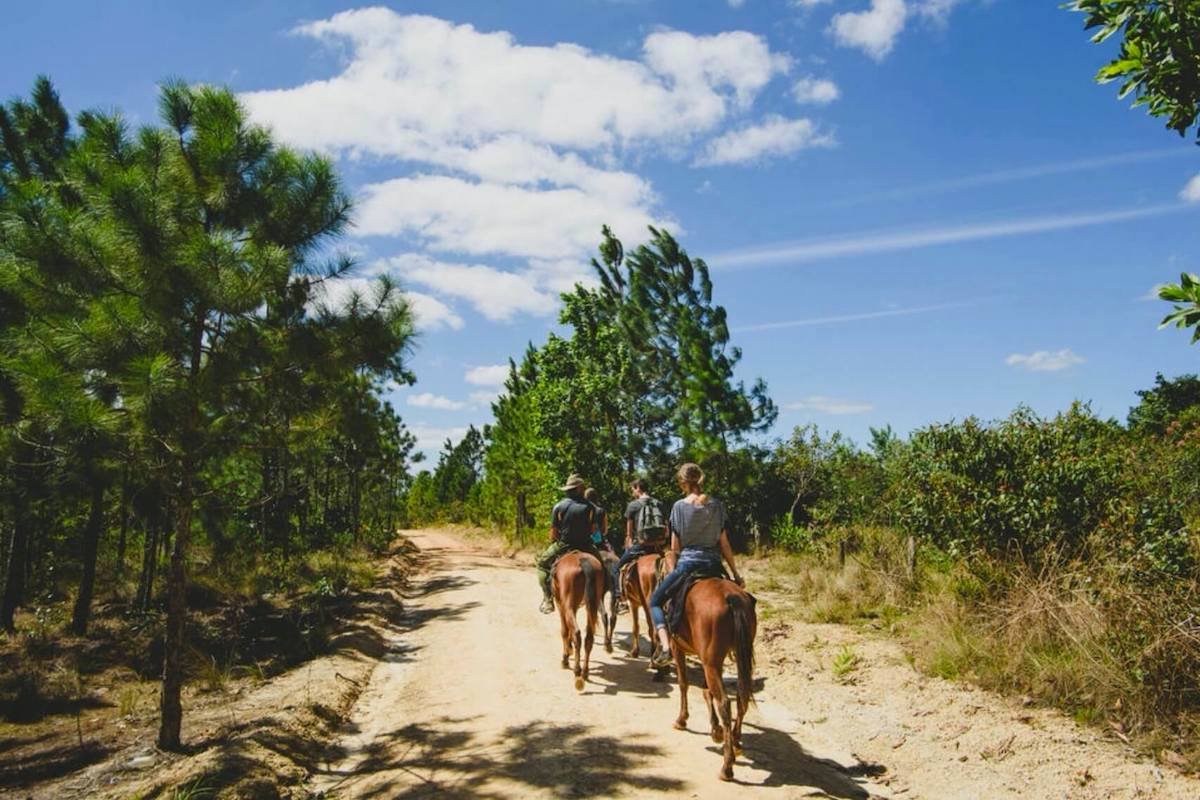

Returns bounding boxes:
[669,497,726,551]
[552,494,595,550]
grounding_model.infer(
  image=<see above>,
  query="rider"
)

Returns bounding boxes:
[583,487,611,553]
[536,473,598,614]
[649,463,743,668]
[611,478,666,613]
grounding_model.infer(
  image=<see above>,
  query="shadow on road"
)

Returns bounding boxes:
[322,715,687,799]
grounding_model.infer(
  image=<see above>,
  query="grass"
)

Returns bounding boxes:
[831,645,860,683]
[752,526,1200,771]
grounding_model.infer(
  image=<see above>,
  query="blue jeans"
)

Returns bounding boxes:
[612,543,660,598]
[650,549,722,630]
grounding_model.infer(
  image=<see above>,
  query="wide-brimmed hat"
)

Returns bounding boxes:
[560,473,586,491]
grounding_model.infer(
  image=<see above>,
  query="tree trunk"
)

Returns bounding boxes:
[1,496,28,632]
[116,464,131,578]
[157,471,193,751]
[136,516,160,612]
[70,480,106,635]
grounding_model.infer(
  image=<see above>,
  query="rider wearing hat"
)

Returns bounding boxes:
[536,473,601,614]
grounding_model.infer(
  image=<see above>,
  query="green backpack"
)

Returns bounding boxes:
[636,497,666,542]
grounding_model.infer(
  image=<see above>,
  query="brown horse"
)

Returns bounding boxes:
[621,552,664,658]
[551,551,607,690]
[669,578,757,782]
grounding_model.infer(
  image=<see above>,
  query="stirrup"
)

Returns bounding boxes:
[651,648,673,669]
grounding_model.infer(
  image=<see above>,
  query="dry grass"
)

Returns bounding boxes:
[752,528,1200,770]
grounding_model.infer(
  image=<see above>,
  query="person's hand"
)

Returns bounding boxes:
[734,574,745,587]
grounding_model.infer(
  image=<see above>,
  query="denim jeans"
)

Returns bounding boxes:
[612,543,648,598]
[650,548,722,630]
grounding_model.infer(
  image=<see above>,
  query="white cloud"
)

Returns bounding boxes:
[465,364,511,386]
[407,392,467,410]
[793,76,840,105]
[916,0,964,25]
[1180,173,1200,203]
[242,10,789,156]
[830,0,908,60]
[404,291,464,331]
[695,115,834,166]
[786,395,874,415]
[469,389,502,407]
[381,254,594,321]
[408,424,471,453]
[716,203,1191,268]
[728,0,747,6]
[357,175,669,261]
[1005,349,1085,372]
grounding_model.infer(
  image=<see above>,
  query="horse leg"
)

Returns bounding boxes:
[642,592,656,658]
[558,602,571,669]
[581,594,597,689]
[627,583,641,657]
[673,642,689,730]
[734,691,748,757]
[705,662,735,782]
[703,674,723,745]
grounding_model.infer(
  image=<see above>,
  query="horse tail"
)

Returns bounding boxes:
[582,556,599,618]
[728,592,756,709]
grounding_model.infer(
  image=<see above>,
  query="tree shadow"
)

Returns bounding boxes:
[728,721,886,799]
[0,741,110,790]
[319,715,686,799]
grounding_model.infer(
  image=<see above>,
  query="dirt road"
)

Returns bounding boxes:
[311,530,1200,800]
[311,529,891,799]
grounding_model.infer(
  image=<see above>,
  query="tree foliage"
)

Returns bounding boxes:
[0,78,417,749]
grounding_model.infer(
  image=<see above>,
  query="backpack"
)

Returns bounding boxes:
[636,497,666,542]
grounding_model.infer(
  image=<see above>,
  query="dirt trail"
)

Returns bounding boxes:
[311,529,890,799]
[311,529,1200,800]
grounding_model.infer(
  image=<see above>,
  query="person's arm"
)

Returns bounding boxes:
[718,529,742,584]
[671,531,681,555]
[625,516,634,550]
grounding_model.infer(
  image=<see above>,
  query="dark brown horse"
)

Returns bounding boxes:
[551,551,608,690]
[621,552,664,658]
[669,578,757,782]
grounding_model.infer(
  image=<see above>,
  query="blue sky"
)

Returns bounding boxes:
[6,1,1200,459]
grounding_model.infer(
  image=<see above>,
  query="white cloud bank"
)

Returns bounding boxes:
[465,364,511,387]
[407,392,467,410]
[241,9,817,323]
[696,115,833,166]
[786,395,874,414]
[1005,349,1085,372]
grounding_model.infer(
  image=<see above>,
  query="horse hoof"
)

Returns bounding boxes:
[574,676,585,691]
[673,720,687,731]
[718,769,734,783]
[734,744,744,757]
[711,729,724,744]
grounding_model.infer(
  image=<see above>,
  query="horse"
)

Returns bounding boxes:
[551,550,608,690]
[621,552,665,659]
[669,577,757,782]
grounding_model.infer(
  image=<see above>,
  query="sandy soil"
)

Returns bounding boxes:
[310,529,1200,800]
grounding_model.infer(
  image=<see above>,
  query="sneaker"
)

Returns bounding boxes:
[616,598,630,614]
[651,648,673,669]
[539,597,555,615]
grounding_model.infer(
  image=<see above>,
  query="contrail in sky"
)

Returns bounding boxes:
[733,301,975,333]
[827,147,1191,208]
[715,203,1193,269]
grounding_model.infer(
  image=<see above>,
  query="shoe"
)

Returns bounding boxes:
[539,597,555,615]
[615,598,630,614]
[651,648,673,669]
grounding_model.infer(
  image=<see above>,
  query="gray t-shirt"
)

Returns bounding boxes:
[669,497,727,551]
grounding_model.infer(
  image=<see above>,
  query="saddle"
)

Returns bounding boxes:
[618,545,666,594]
[664,563,728,635]
[551,546,607,590]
